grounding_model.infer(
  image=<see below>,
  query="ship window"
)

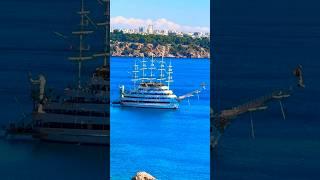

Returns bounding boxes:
[41,122,109,130]
[44,108,107,117]
[122,100,171,104]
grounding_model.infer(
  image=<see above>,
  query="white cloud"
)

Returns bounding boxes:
[111,16,210,33]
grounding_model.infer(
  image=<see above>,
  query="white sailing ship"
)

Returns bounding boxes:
[117,55,205,109]
[28,0,110,145]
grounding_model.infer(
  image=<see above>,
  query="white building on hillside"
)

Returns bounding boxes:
[147,24,154,34]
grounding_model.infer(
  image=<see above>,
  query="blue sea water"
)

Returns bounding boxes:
[110,57,210,179]
[212,0,320,179]
[0,0,108,179]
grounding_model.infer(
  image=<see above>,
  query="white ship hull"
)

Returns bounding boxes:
[35,128,109,145]
[33,112,109,145]
[120,102,179,109]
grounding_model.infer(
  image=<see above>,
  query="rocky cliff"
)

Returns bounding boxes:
[111,41,210,58]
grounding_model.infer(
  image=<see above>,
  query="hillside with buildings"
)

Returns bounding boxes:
[112,24,210,38]
[110,25,210,58]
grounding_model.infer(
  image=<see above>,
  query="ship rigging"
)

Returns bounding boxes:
[2,0,110,145]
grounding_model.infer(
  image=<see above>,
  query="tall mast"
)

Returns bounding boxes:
[69,0,93,88]
[94,0,110,67]
[149,54,156,82]
[158,54,166,83]
[132,59,139,88]
[140,56,148,82]
[166,60,173,89]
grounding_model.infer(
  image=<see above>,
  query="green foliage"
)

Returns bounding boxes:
[110,31,210,50]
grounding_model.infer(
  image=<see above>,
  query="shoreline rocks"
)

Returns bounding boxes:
[131,172,156,180]
[111,41,210,58]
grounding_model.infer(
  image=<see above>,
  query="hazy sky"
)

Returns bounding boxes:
[111,0,210,32]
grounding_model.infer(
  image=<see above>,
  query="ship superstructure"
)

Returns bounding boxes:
[8,0,111,145]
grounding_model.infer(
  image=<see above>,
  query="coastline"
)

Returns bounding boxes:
[110,32,210,59]
[111,55,210,59]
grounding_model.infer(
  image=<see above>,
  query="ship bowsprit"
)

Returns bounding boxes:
[211,66,306,149]
[1,114,38,140]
